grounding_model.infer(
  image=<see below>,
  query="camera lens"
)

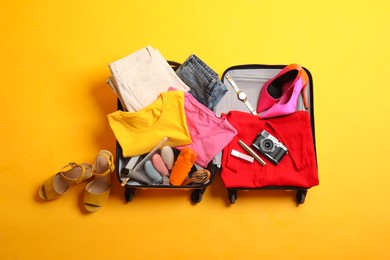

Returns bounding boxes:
[261,138,274,152]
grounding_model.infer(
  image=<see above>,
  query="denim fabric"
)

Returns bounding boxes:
[175,54,227,111]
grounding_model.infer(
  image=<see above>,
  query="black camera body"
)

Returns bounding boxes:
[252,130,288,165]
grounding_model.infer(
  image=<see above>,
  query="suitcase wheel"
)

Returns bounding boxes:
[191,189,205,204]
[228,190,237,204]
[124,188,136,203]
[296,189,307,205]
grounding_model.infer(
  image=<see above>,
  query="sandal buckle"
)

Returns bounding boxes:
[69,162,78,168]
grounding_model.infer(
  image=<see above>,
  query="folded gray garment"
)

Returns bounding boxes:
[107,46,190,112]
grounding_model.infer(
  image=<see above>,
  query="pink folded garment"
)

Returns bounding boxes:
[176,91,238,167]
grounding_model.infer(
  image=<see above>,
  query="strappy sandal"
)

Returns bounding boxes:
[39,162,92,200]
[83,150,115,212]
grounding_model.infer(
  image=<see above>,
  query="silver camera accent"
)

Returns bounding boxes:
[252,130,288,165]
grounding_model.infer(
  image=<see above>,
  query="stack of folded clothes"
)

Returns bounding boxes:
[106,46,237,169]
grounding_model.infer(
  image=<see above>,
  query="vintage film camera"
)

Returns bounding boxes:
[252,130,288,165]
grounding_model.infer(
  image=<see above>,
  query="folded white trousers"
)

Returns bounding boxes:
[108,46,190,112]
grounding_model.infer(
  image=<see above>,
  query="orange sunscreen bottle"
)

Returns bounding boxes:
[169,147,197,186]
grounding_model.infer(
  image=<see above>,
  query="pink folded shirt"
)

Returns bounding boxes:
[174,89,238,167]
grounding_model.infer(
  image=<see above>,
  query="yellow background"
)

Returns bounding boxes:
[1,0,389,259]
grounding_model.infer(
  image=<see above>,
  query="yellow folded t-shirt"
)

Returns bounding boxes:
[107,90,192,157]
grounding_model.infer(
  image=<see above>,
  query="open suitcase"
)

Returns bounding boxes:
[213,64,319,205]
[110,53,318,205]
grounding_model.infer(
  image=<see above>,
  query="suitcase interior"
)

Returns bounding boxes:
[113,63,317,204]
[214,64,317,204]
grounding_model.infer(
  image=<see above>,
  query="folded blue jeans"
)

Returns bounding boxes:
[175,54,227,111]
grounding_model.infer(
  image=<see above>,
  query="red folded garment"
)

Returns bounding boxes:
[221,111,319,189]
